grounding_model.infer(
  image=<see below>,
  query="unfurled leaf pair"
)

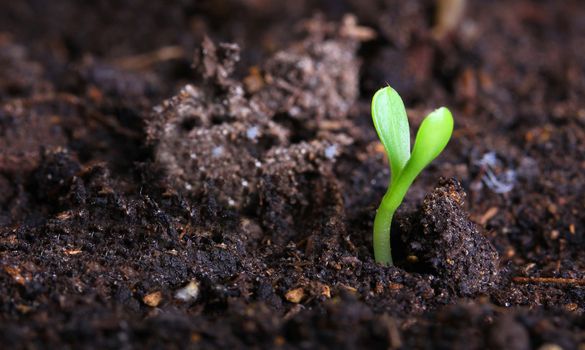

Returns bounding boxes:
[371,86,454,265]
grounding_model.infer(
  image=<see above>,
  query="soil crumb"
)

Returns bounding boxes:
[404,178,500,296]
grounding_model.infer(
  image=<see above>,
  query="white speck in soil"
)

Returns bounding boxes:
[325,145,337,159]
[175,280,200,302]
[475,152,516,194]
[246,126,259,140]
[183,84,197,97]
[483,168,515,194]
[212,146,224,157]
[476,152,498,167]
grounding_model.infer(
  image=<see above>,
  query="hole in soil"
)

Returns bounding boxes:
[243,133,279,159]
[211,114,235,125]
[180,117,201,131]
[273,113,316,143]
[5,84,26,97]
[257,134,278,151]
[391,219,436,275]
[390,221,410,266]
[212,231,223,244]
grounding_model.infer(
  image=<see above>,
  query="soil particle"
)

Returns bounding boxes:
[251,15,364,131]
[259,138,348,245]
[284,293,385,349]
[0,39,51,100]
[0,100,70,174]
[488,314,530,350]
[146,38,288,208]
[348,0,433,48]
[174,280,200,302]
[406,302,585,350]
[403,178,500,296]
[32,148,81,207]
[147,20,358,212]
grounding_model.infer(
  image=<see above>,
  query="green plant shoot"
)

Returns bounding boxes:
[372,86,454,265]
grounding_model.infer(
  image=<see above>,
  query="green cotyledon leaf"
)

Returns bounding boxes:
[371,86,410,186]
[398,107,454,186]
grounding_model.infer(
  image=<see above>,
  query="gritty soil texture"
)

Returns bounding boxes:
[1,1,584,349]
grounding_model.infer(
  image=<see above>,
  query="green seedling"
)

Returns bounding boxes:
[372,86,454,265]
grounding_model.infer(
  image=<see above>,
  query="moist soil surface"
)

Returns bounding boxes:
[1,1,584,349]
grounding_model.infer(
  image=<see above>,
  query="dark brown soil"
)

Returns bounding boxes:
[1,1,584,349]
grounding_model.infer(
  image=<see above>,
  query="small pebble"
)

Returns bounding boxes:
[285,288,305,303]
[143,291,162,307]
[175,280,200,302]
